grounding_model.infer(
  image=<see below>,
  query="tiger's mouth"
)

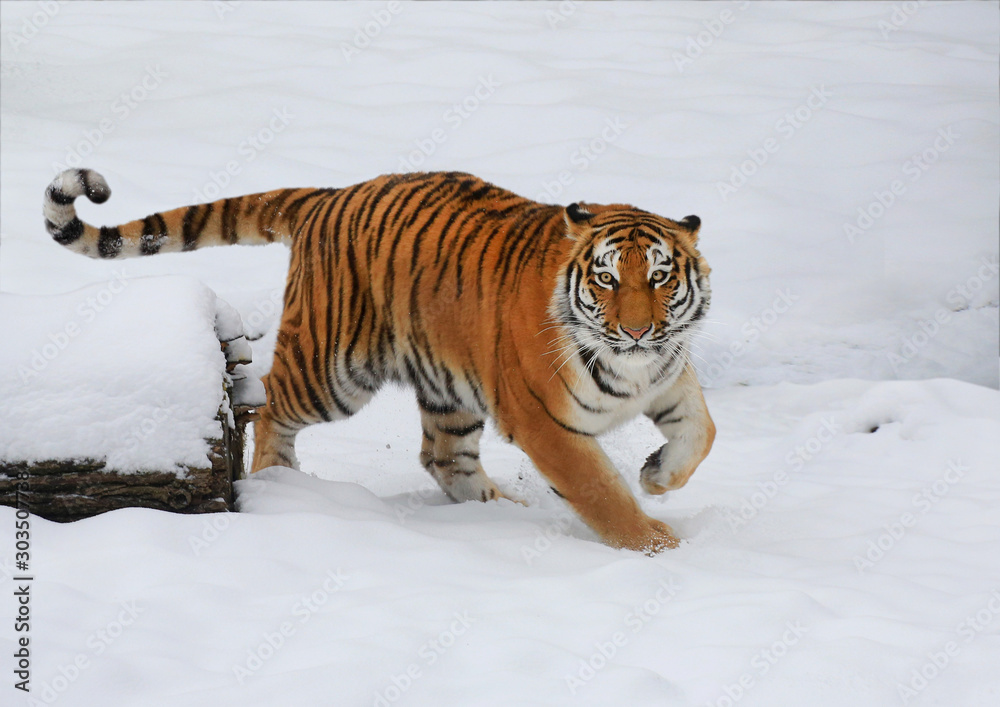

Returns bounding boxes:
[605,335,658,356]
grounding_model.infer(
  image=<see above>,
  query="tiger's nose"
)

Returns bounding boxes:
[622,324,650,341]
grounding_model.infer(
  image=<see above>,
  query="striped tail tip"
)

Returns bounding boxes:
[44,169,111,246]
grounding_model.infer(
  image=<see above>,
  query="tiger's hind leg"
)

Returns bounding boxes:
[251,328,374,473]
[419,409,508,503]
[252,407,304,471]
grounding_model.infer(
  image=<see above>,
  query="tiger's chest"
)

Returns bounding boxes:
[553,349,685,435]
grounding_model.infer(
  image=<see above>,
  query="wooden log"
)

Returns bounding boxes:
[0,324,259,522]
[0,394,250,522]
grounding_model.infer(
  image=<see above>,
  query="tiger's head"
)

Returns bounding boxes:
[553,202,711,370]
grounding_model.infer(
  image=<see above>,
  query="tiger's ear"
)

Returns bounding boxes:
[680,214,701,242]
[564,202,594,239]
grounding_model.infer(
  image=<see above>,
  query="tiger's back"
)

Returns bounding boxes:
[44,168,715,553]
[275,172,570,419]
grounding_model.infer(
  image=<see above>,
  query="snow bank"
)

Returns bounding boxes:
[2,378,997,706]
[0,276,227,473]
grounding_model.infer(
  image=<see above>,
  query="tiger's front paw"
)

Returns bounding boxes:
[610,516,680,554]
[640,444,699,495]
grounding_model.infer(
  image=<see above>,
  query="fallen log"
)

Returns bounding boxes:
[0,279,265,522]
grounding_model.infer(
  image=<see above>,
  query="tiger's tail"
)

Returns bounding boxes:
[44,168,329,259]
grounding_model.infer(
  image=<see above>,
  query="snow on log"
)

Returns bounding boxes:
[0,276,262,521]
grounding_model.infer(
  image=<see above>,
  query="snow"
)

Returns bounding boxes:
[1,2,998,706]
[0,276,227,473]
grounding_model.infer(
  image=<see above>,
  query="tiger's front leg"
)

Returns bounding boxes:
[640,363,716,495]
[506,401,679,553]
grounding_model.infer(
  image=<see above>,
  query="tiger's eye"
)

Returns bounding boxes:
[598,272,615,286]
[650,270,666,284]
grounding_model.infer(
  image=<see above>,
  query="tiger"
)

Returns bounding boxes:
[43,167,715,553]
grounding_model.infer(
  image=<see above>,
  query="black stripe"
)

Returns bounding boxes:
[269,357,312,426]
[338,188,365,335]
[82,171,109,203]
[557,373,608,414]
[97,226,123,258]
[343,295,373,391]
[651,403,680,425]
[524,382,593,437]
[433,209,479,297]
[408,200,451,275]
[182,203,213,251]
[287,344,337,421]
[221,198,239,244]
[480,219,522,300]
[432,209,462,269]
[438,421,485,437]
[510,206,558,287]
[469,373,488,414]
[363,176,410,241]
[49,218,84,244]
[46,187,75,205]
[585,354,633,399]
[282,190,329,237]
[381,183,435,293]
[642,447,663,474]
[258,189,297,241]
[140,215,167,255]
[415,387,458,415]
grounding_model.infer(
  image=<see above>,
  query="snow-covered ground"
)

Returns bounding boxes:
[1,2,998,706]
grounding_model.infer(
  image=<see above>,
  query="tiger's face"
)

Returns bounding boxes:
[555,202,710,368]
